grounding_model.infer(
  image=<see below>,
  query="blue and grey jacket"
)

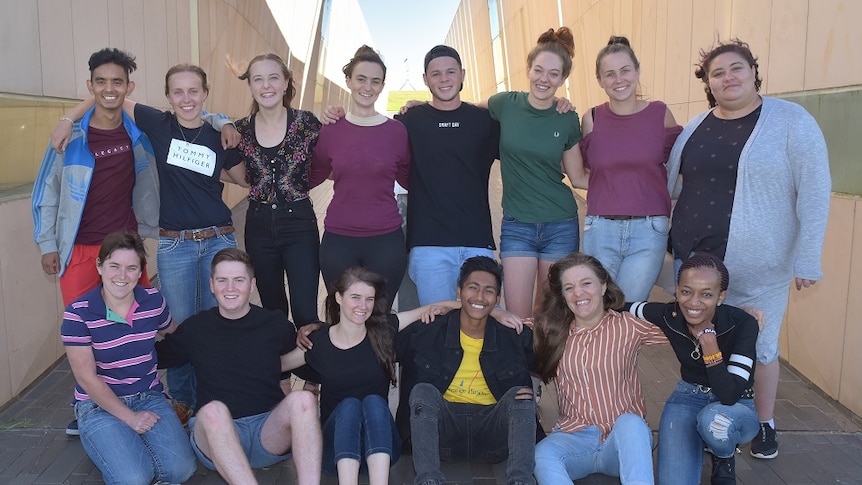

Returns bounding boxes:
[31,107,160,276]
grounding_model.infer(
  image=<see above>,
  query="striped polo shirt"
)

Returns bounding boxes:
[61,285,171,402]
[554,309,667,441]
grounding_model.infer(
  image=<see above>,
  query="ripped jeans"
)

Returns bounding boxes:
[657,380,759,485]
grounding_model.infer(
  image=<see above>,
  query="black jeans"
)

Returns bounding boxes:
[319,228,407,311]
[409,383,536,485]
[245,198,320,325]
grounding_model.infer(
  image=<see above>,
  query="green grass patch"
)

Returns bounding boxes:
[387,90,430,112]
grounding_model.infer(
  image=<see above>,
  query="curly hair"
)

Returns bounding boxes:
[527,27,575,78]
[533,253,625,382]
[325,267,396,385]
[694,38,762,108]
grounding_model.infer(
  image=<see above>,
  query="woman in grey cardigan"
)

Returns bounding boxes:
[665,38,831,461]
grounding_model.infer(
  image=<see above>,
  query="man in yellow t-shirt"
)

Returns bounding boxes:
[398,256,535,485]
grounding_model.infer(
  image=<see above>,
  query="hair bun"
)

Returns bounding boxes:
[537,27,575,58]
[607,36,631,47]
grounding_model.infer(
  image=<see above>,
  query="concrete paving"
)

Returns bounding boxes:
[3,168,860,483]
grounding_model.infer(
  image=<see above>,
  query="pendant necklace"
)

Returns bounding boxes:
[177,118,203,144]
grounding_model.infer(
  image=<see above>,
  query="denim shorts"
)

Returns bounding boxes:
[189,411,291,470]
[499,212,579,261]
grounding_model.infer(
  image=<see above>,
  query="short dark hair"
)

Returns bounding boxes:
[211,248,254,277]
[97,231,146,268]
[678,252,730,292]
[457,256,503,293]
[88,48,137,82]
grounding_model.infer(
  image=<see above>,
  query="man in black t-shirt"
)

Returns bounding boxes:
[395,45,501,306]
[156,249,321,484]
[323,45,501,306]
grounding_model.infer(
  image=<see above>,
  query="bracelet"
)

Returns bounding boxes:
[59,116,74,124]
[704,356,724,366]
[695,328,717,340]
[702,351,723,362]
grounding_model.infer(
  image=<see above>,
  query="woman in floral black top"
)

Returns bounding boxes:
[233,53,322,348]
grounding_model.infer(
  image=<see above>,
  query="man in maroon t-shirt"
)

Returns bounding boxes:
[32,48,154,436]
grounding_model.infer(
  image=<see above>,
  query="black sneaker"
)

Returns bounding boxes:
[750,422,778,459]
[65,419,80,436]
[710,454,736,485]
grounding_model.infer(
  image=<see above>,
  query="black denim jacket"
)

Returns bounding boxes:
[394,310,534,439]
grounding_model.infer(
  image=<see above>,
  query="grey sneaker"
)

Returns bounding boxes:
[65,419,80,436]
[749,422,778,459]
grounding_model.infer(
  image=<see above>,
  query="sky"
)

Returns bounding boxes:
[357,0,462,93]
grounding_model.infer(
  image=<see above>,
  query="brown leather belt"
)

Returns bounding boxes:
[602,215,647,221]
[158,226,235,241]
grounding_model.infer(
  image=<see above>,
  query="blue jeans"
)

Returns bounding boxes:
[582,215,668,301]
[321,395,401,475]
[534,413,654,485]
[410,383,536,485]
[499,212,578,261]
[189,410,292,470]
[408,246,495,305]
[75,391,196,485]
[158,229,237,407]
[657,380,759,485]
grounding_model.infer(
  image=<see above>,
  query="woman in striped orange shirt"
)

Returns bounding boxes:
[533,253,667,484]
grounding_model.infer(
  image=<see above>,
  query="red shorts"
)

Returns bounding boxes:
[59,244,151,307]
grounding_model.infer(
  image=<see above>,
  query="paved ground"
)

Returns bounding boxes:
[3,173,860,483]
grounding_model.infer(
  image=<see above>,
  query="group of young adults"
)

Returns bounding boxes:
[33,18,829,485]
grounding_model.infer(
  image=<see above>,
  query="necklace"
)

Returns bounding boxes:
[690,342,702,360]
[177,118,203,144]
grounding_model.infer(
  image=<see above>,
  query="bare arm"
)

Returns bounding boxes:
[66,346,160,434]
[396,301,461,330]
[51,98,138,152]
[280,347,308,372]
[562,143,589,189]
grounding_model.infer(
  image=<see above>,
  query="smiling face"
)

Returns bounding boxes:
[456,270,500,323]
[166,71,208,127]
[346,61,384,111]
[335,281,376,327]
[675,267,726,326]
[88,63,134,114]
[97,248,142,303]
[247,58,289,110]
[560,264,607,328]
[423,56,464,107]
[210,261,254,319]
[706,52,759,110]
[527,51,566,108]
[597,51,639,103]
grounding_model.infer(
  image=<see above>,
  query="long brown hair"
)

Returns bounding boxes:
[325,267,396,385]
[231,53,296,116]
[533,253,625,382]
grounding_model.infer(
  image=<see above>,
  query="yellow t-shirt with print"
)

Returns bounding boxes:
[443,330,496,405]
